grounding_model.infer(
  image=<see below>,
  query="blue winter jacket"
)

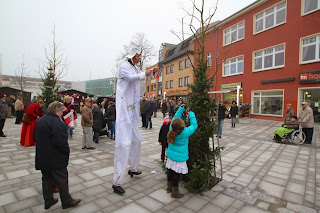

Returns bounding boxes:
[166,106,198,162]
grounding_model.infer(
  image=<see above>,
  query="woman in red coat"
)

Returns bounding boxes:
[20,99,44,146]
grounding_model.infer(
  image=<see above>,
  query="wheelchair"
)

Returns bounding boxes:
[282,127,306,144]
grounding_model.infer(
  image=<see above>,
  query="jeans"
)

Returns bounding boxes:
[109,121,115,138]
[67,126,73,138]
[302,128,314,143]
[93,130,99,143]
[218,119,224,136]
[231,116,236,126]
[145,114,152,128]
[0,119,5,136]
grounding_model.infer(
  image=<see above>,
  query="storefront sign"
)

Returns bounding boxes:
[166,89,182,94]
[221,82,241,89]
[300,71,320,84]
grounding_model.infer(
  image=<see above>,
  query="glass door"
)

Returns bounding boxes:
[300,88,320,123]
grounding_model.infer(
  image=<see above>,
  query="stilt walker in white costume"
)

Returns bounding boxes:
[112,47,158,194]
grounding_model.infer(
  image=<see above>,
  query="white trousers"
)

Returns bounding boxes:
[113,133,141,186]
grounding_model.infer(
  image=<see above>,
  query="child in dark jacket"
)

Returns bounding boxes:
[158,117,171,162]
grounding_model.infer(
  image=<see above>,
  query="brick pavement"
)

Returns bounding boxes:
[0,115,319,213]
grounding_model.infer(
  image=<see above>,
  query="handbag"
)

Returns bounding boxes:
[22,114,33,125]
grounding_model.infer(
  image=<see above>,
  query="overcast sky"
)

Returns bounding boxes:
[0,0,256,82]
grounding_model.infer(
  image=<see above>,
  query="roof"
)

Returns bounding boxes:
[162,37,193,64]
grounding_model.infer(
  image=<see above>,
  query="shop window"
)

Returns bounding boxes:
[254,44,285,72]
[207,52,212,66]
[166,66,169,74]
[252,90,283,116]
[223,55,244,76]
[254,1,286,34]
[170,80,174,88]
[166,81,169,89]
[170,65,174,73]
[179,61,184,70]
[302,0,320,15]
[179,78,183,87]
[301,33,320,64]
[184,76,190,86]
[224,21,245,45]
[185,58,190,68]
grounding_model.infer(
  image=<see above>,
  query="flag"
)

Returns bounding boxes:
[63,111,75,128]
[156,73,159,79]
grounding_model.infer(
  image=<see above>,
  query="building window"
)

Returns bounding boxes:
[179,61,184,70]
[252,90,283,116]
[254,44,285,72]
[154,84,157,91]
[207,52,212,66]
[255,1,286,34]
[301,33,320,64]
[147,86,149,92]
[185,58,190,68]
[179,78,183,87]
[184,76,190,86]
[224,56,244,76]
[303,0,320,15]
[170,65,174,73]
[166,66,169,74]
[170,80,174,88]
[224,21,245,45]
[166,81,169,89]
[151,85,153,91]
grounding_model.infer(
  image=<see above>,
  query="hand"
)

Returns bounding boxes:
[181,104,185,108]
[159,142,162,145]
[145,69,152,76]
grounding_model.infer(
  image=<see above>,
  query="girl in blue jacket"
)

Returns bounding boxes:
[166,105,197,198]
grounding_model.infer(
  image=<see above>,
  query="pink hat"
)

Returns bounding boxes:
[163,117,170,122]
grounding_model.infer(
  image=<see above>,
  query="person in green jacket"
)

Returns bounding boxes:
[166,105,198,198]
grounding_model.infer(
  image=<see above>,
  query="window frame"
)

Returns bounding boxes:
[166,81,169,89]
[251,89,284,117]
[179,78,183,87]
[170,80,174,88]
[223,55,244,77]
[301,0,320,16]
[207,52,212,66]
[147,86,149,92]
[224,20,245,46]
[170,65,174,73]
[253,43,286,72]
[184,76,190,86]
[179,61,184,70]
[299,32,320,64]
[166,66,169,74]
[185,58,190,68]
[253,1,287,35]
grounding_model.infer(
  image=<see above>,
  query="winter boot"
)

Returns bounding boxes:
[167,181,173,193]
[171,186,184,198]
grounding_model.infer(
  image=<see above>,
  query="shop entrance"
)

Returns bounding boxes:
[299,87,320,123]
[222,91,243,109]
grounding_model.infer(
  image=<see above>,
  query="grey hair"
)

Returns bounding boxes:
[47,101,66,113]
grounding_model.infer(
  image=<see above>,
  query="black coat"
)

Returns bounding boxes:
[230,105,239,117]
[92,108,104,131]
[35,112,69,170]
[218,105,227,121]
[158,124,170,148]
[146,101,154,116]
[106,104,116,121]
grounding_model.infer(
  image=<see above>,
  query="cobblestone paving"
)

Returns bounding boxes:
[0,115,319,213]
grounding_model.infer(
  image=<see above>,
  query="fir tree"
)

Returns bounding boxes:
[39,67,60,108]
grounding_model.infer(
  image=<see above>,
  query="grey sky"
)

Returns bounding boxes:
[0,0,256,81]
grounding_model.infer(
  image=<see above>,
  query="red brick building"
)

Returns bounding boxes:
[199,0,320,122]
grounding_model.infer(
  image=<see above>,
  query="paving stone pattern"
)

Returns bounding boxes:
[0,115,319,213]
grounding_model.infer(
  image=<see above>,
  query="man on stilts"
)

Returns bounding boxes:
[112,47,158,194]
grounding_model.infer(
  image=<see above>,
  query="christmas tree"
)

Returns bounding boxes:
[39,66,60,108]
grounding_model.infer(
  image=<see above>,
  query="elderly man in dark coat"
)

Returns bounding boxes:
[0,95,8,137]
[35,101,81,210]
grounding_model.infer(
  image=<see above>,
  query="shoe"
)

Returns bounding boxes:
[0,135,7,137]
[128,170,142,177]
[112,185,125,194]
[87,147,95,150]
[171,186,184,198]
[304,141,311,144]
[82,146,87,149]
[53,187,59,193]
[218,136,222,138]
[69,137,73,140]
[62,199,81,209]
[149,127,152,129]
[95,142,99,143]
[45,198,58,210]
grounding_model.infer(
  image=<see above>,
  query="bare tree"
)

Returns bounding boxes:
[117,32,156,71]
[13,57,29,97]
[39,26,69,107]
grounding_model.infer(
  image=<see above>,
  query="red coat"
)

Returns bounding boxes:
[20,103,44,146]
